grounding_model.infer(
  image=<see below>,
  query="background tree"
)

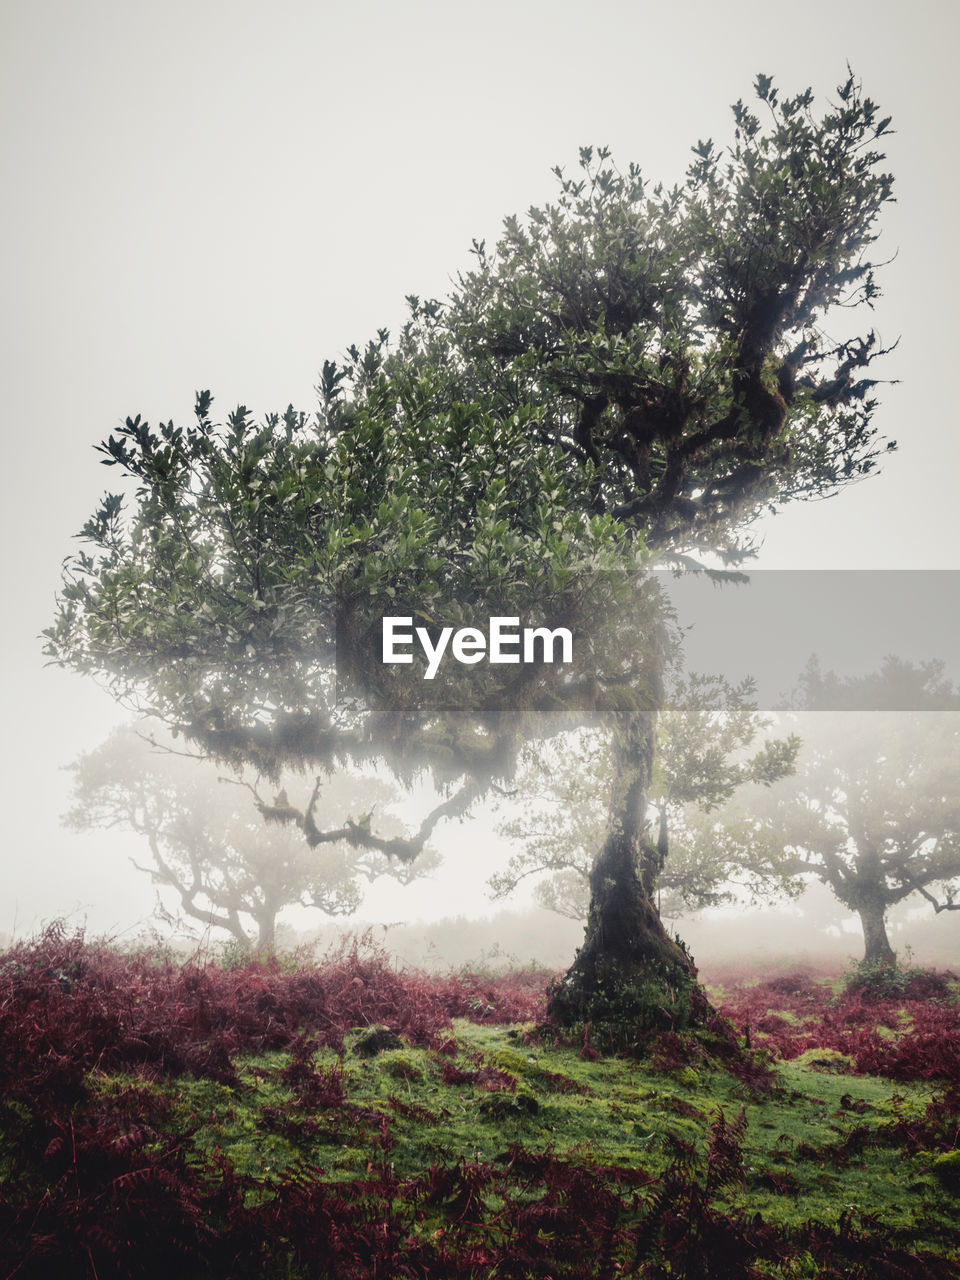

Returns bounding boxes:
[755,658,960,966]
[491,673,799,920]
[47,73,897,1035]
[64,725,435,950]
[788,654,960,712]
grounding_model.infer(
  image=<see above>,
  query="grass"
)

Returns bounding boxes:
[3,929,958,1276]
[89,1016,956,1257]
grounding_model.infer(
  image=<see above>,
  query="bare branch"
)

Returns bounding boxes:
[897,873,960,914]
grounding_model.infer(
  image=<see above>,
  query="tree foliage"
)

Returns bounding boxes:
[418,73,896,560]
[46,71,897,753]
[45,388,644,859]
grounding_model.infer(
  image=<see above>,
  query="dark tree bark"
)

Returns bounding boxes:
[547,708,701,1039]
[856,898,897,967]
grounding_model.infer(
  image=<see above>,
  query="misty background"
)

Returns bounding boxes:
[2,0,958,968]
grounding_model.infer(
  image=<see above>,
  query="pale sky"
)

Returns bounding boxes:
[2,0,958,940]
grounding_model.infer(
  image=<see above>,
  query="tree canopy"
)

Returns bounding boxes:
[45,388,645,860]
[401,73,896,563]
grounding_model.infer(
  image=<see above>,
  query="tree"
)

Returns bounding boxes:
[426,73,896,1032]
[491,674,799,920]
[47,73,896,1035]
[760,659,960,966]
[788,653,960,712]
[64,725,434,950]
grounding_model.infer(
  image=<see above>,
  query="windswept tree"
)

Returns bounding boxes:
[65,726,434,950]
[491,674,799,921]
[430,73,896,1032]
[47,73,896,1035]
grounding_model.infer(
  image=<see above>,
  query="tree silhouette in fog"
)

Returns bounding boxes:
[65,726,435,950]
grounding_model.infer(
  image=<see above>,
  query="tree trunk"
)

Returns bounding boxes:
[547,708,701,1042]
[857,898,896,967]
[256,914,276,952]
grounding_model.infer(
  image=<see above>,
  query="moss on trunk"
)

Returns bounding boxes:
[547,708,703,1046]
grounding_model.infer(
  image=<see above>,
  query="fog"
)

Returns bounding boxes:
[2,0,958,970]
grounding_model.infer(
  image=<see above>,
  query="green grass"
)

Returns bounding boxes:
[91,1018,957,1255]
